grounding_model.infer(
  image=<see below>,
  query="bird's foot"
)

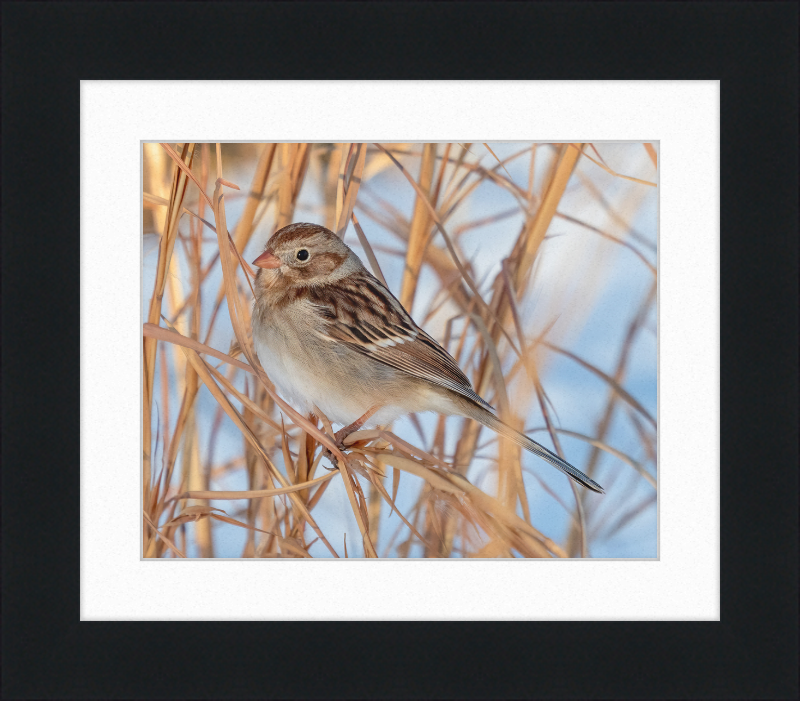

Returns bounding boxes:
[319,406,381,470]
[321,441,347,470]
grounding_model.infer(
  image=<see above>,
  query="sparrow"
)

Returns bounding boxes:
[251,223,604,493]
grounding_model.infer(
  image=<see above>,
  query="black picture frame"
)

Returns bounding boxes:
[2,2,797,699]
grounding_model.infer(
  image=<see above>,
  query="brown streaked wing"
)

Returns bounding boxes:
[310,273,494,411]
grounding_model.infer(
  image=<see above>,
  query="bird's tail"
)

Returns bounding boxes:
[467,406,605,494]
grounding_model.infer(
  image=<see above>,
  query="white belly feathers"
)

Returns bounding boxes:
[253,314,404,427]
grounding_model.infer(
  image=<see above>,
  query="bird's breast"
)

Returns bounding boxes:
[252,306,374,425]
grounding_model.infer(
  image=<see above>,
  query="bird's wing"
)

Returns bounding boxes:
[306,272,493,411]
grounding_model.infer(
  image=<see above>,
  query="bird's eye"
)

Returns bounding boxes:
[296,249,310,261]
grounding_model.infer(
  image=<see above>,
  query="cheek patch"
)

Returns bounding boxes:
[304,252,347,278]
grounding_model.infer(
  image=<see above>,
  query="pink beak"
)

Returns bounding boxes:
[252,250,281,269]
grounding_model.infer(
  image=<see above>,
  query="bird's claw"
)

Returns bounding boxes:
[321,440,347,470]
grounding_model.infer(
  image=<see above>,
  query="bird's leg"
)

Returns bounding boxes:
[333,405,381,449]
[319,406,381,469]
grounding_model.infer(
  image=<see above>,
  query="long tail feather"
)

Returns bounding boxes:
[469,407,605,494]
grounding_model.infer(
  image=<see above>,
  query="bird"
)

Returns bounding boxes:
[251,222,604,494]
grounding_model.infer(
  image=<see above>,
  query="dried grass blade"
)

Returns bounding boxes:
[391,467,401,514]
[338,457,378,557]
[366,466,429,546]
[350,212,388,286]
[373,452,565,557]
[400,143,436,310]
[334,143,352,229]
[482,142,517,189]
[336,143,367,238]
[569,143,657,187]
[159,143,212,208]
[233,142,276,248]
[144,142,194,510]
[458,482,565,558]
[514,143,581,287]
[167,506,311,558]
[143,192,169,207]
[376,430,452,470]
[644,143,658,168]
[172,470,337,501]
[276,143,299,229]
[542,428,657,488]
[601,493,657,540]
[143,511,187,558]
[208,512,272,536]
[554,211,656,276]
[280,416,297,483]
[204,362,282,430]
[431,142,451,204]
[542,341,656,427]
[158,372,201,509]
[144,323,255,374]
